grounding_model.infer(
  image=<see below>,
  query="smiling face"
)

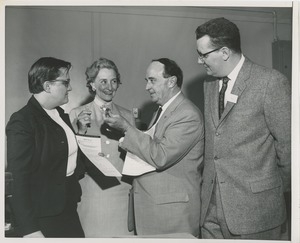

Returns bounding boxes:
[196,35,224,77]
[48,67,72,106]
[145,61,171,106]
[91,68,119,102]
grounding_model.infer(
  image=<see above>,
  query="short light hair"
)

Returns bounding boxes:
[85,58,121,94]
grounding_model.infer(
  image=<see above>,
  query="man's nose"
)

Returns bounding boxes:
[68,84,72,91]
[146,81,151,90]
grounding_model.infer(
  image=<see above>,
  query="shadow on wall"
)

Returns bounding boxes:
[138,102,158,130]
[138,74,207,130]
[184,74,207,114]
[79,95,94,106]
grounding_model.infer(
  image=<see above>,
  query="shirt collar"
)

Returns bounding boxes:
[162,91,181,112]
[227,54,245,82]
[93,95,112,108]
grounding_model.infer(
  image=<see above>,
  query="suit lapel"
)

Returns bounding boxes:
[153,93,185,131]
[219,57,252,123]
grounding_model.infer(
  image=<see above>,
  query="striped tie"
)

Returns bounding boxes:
[219,77,230,119]
[149,106,162,129]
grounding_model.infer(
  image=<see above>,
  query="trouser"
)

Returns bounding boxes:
[201,177,282,240]
[38,174,85,238]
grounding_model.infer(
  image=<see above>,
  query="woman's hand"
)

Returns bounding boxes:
[77,109,92,135]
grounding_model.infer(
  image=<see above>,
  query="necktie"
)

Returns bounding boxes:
[149,106,162,129]
[219,76,230,119]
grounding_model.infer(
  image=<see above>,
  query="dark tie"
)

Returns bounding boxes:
[149,106,162,129]
[219,76,230,119]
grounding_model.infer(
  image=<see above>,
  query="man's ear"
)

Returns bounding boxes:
[168,76,177,88]
[221,46,231,61]
[43,81,51,93]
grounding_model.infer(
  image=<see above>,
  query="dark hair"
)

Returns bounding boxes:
[195,17,241,53]
[85,58,121,94]
[152,58,183,88]
[28,57,71,94]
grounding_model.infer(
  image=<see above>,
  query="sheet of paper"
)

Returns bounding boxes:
[76,135,122,177]
[122,129,156,176]
[122,151,156,176]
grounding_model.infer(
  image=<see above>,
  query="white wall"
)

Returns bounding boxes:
[5,6,292,125]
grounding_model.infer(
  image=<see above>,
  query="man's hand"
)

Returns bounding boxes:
[103,112,130,134]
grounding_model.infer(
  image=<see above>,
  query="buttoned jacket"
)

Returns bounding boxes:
[121,93,204,236]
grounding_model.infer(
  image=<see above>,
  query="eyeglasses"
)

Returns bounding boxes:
[48,79,71,88]
[197,47,221,60]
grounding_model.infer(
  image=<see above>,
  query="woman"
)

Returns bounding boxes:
[69,58,135,237]
[6,57,85,237]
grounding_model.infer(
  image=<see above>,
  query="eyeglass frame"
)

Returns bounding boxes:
[196,47,222,61]
[47,79,71,88]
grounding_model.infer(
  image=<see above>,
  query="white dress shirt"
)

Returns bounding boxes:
[219,54,245,107]
[44,108,78,176]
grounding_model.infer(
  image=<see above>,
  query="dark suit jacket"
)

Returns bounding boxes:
[6,96,83,236]
[121,93,204,236]
[201,57,291,235]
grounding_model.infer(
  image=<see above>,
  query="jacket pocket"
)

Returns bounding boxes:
[153,193,189,205]
[250,174,282,193]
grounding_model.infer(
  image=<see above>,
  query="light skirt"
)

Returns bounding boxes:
[77,174,134,237]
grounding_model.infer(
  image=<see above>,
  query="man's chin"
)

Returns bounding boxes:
[150,97,158,103]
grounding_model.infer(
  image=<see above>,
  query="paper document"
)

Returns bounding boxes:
[122,151,156,176]
[122,129,156,176]
[76,135,122,177]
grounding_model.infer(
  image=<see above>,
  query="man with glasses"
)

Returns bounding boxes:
[195,17,291,240]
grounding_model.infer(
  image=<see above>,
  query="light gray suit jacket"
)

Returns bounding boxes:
[201,57,291,235]
[120,93,204,236]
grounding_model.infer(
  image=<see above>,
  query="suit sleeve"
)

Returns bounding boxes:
[6,113,40,235]
[264,70,291,192]
[120,108,204,170]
